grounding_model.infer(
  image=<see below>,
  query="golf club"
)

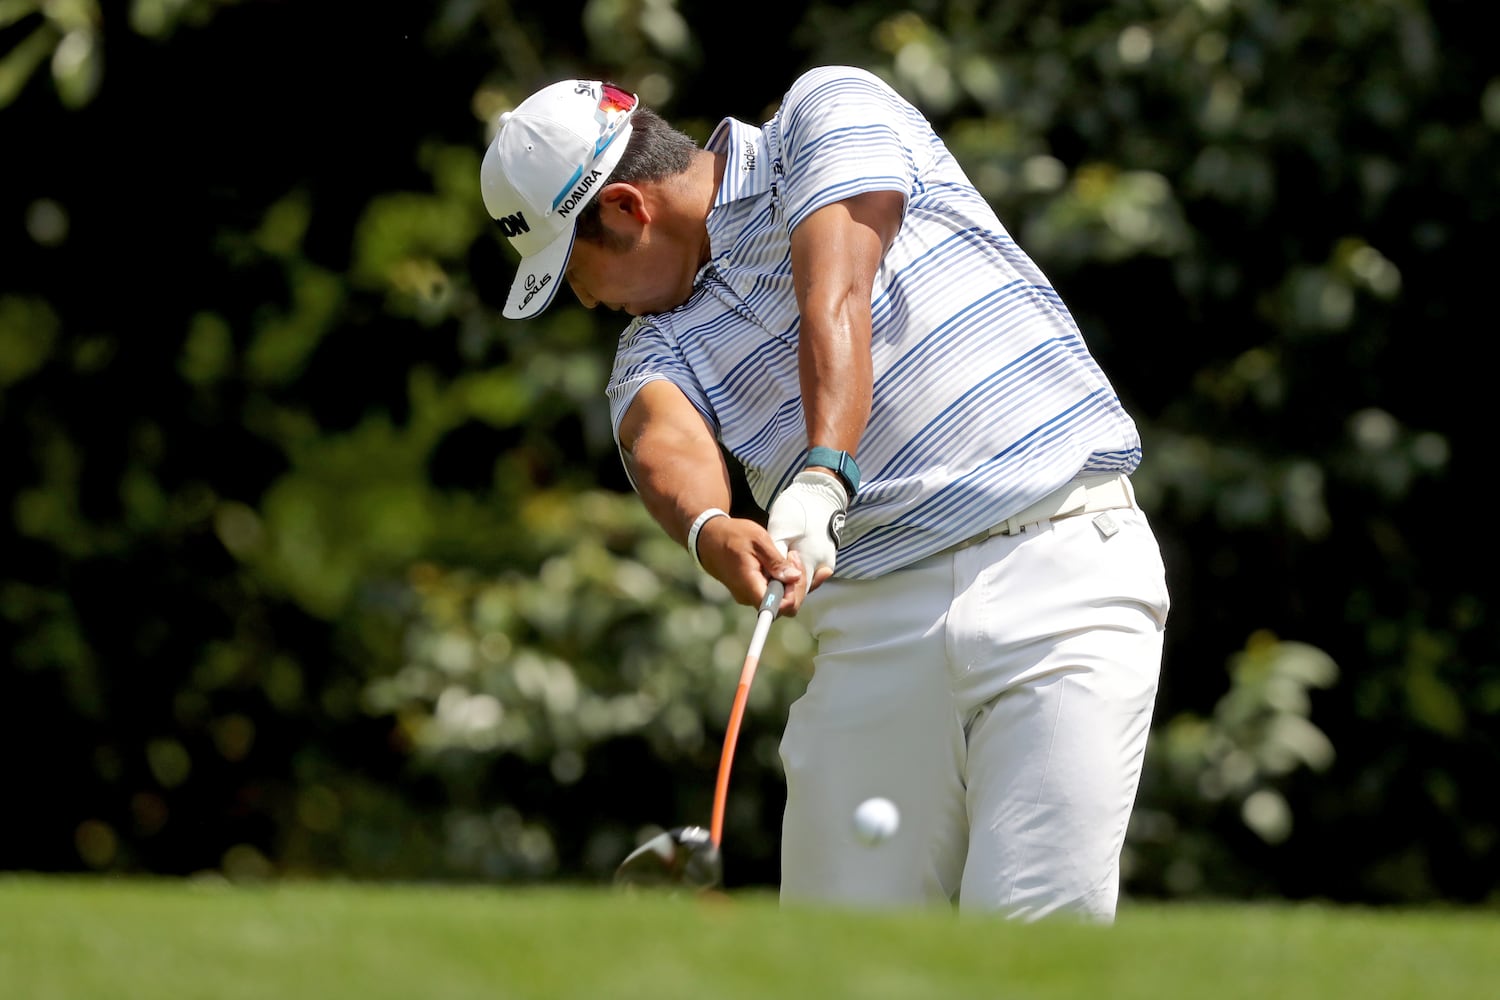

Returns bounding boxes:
[615,578,786,891]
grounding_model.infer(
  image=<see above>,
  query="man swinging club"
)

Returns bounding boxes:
[479,67,1170,920]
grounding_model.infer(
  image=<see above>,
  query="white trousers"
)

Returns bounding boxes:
[778,502,1169,921]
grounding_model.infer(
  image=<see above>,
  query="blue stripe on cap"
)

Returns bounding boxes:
[551,166,585,211]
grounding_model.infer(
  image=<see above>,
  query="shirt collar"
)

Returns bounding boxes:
[707,117,775,208]
[698,118,776,280]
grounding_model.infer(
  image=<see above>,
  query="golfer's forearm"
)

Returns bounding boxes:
[798,301,873,454]
[618,382,733,545]
[623,429,733,546]
[790,190,900,458]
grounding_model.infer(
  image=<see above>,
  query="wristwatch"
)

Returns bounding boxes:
[805,446,861,497]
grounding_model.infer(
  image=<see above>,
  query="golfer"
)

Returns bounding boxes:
[480,66,1170,921]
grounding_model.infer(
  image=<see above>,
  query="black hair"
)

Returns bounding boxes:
[574,104,699,248]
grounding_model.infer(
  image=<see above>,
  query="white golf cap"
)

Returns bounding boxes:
[481,80,639,320]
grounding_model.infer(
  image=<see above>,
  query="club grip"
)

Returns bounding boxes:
[759,579,785,617]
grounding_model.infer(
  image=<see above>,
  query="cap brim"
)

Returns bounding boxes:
[503,225,575,320]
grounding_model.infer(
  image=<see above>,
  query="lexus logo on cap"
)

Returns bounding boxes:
[520,272,553,309]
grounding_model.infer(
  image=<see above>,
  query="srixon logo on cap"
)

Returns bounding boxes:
[496,212,530,238]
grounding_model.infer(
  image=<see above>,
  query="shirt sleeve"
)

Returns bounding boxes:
[777,66,921,233]
[605,317,718,445]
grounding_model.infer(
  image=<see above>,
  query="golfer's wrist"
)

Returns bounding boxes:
[799,467,851,507]
[804,446,860,497]
[686,507,729,572]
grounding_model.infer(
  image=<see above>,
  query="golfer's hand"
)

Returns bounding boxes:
[695,516,802,614]
[766,470,848,597]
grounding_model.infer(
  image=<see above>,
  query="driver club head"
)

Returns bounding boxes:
[614,825,723,891]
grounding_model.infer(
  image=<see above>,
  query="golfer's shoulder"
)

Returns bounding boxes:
[777,68,919,161]
[785,64,888,98]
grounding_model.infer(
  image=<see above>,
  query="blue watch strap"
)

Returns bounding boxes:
[805,446,861,496]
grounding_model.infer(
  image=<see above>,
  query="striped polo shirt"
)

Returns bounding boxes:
[606,65,1141,579]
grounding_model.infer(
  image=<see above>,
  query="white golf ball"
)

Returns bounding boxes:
[852,797,900,846]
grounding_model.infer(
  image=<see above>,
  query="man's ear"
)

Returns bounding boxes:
[595,182,651,227]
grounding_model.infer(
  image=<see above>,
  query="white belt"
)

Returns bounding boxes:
[961,474,1135,548]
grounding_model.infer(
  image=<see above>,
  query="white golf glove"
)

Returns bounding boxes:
[766,470,849,583]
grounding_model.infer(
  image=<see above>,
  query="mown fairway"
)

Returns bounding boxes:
[1,877,1495,999]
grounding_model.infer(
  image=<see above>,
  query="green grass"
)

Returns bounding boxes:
[1,877,1496,999]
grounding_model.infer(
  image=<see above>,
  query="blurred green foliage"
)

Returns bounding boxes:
[1,0,1495,904]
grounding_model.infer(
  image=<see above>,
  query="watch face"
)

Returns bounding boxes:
[828,511,846,547]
